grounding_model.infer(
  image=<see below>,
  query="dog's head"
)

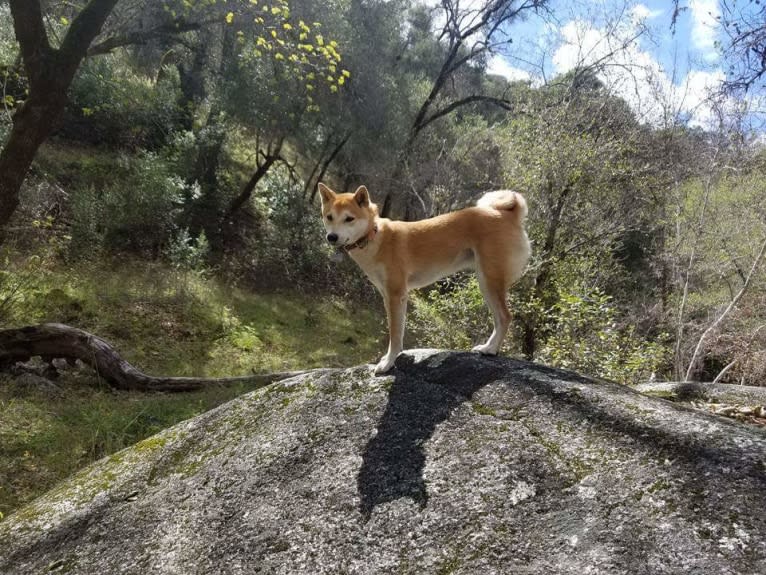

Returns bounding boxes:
[317,183,376,247]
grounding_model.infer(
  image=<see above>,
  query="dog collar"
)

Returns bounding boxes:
[344,224,378,252]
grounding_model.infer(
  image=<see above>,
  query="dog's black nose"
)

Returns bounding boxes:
[327,233,339,244]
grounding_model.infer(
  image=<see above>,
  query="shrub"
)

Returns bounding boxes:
[69,152,184,257]
[226,167,369,295]
[535,286,670,385]
[260,173,332,280]
[166,229,210,272]
[62,54,183,149]
[409,268,669,385]
[409,275,491,349]
[0,241,62,327]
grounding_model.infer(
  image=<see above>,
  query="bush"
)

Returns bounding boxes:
[0,241,63,327]
[69,152,185,257]
[259,172,333,281]
[61,54,183,149]
[535,286,670,385]
[409,268,669,385]
[224,167,369,295]
[410,275,491,349]
[166,228,210,272]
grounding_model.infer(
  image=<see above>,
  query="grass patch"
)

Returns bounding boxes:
[3,257,385,374]
[0,256,385,518]
[0,374,258,518]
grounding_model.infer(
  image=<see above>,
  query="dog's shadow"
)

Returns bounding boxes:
[357,351,766,523]
[356,352,509,519]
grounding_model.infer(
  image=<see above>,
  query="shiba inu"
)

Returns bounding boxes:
[318,183,531,374]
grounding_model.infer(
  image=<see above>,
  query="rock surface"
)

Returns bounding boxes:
[1,350,765,574]
[637,381,766,404]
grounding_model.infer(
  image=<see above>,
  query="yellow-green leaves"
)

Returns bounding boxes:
[164,0,348,113]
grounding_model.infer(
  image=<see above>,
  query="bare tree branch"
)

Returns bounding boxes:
[420,94,514,130]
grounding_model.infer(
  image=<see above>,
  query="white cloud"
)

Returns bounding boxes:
[551,20,608,74]
[486,54,533,82]
[630,4,663,23]
[689,0,720,61]
[678,69,726,126]
[550,17,727,128]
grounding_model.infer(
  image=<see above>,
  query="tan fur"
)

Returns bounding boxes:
[318,182,531,373]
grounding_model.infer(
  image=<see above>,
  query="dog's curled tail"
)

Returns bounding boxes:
[477,190,527,220]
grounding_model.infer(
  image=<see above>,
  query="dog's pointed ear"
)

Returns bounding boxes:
[354,185,370,207]
[318,182,336,204]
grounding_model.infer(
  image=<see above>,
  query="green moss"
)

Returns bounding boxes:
[472,402,497,417]
[320,380,341,395]
[435,549,463,575]
[522,420,592,482]
[524,421,562,458]
[134,436,169,452]
[107,453,125,465]
[306,428,327,443]
[147,446,195,483]
[648,478,671,493]
[569,457,592,481]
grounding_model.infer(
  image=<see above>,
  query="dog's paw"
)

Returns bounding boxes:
[374,355,396,374]
[472,343,498,355]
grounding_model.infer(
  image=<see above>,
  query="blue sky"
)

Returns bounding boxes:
[485,0,745,128]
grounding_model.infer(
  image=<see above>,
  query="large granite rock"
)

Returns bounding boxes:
[1,350,765,574]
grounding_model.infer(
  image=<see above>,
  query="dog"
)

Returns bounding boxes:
[318,183,531,374]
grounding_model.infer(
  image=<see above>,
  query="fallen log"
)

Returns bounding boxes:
[0,323,322,392]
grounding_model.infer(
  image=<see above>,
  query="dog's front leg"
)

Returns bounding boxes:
[375,289,408,374]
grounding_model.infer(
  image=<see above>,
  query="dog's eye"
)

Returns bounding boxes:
[345,216,355,223]
[326,215,333,222]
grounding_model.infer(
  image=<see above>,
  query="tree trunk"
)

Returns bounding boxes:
[307,134,350,202]
[224,152,280,221]
[0,0,119,239]
[0,95,61,233]
[380,0,540,219]
[0,323,321,392]
[520,182,571,360]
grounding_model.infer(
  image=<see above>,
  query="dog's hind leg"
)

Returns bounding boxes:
[472,266,511,356]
